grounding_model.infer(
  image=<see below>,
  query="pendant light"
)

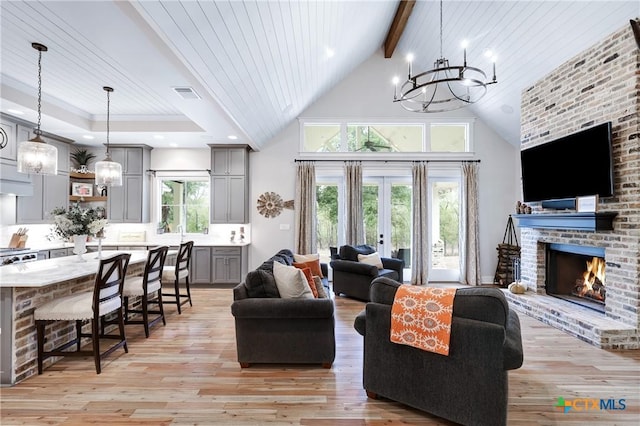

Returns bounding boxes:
[94,86,122,186]
[17,42,58,175]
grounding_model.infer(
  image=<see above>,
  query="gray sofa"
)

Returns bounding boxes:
[354,277,524,426]
[231,249,335,368]
[330,244,404,301]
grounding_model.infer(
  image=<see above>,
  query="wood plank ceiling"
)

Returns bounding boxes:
[0,1,638,149]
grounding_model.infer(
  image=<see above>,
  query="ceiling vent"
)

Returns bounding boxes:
[172,87,201,100]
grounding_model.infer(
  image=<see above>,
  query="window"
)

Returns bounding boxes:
[300,120,472,154]
[159,178,209,234]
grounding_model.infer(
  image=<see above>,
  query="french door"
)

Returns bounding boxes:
[428,172,462,282]
[363,177,412,278]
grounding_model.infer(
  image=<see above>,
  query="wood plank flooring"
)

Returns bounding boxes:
[1,288,639,425]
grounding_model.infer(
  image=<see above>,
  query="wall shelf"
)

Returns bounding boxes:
[512,212,617,231]
[69,195,107,202]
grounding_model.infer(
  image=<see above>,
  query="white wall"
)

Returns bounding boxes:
[249,51,519,283]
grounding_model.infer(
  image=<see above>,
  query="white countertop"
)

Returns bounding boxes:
[29,240,250,251]
[0,250,150,288]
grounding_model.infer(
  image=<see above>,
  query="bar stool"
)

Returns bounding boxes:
[34,253,131,375]
[122,246,169,337]
[162,240,194,314]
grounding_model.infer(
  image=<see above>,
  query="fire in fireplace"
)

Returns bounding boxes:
[574,257,606,302]
[546,244,606,313]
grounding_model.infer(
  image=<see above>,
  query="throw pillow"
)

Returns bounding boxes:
[300,267,318,298]
[293,259,324,278]
[244,269,280,298]
[273,261,314,299]
[312,276,328,299]
[358,252,384,269]
[293,253,320,263]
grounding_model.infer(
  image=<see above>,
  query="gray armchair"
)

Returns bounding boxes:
[330,244,404,301]
[354,277,524,426]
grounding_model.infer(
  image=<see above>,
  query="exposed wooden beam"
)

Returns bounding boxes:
[630,19,640,50]
[384,0,416,58]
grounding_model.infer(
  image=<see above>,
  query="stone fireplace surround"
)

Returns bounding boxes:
[505,21,639,350]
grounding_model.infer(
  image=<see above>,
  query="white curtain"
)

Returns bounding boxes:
[461,161,481,285]
[294,161,316,254]
[411,162,429,285]
[344,161,364,245]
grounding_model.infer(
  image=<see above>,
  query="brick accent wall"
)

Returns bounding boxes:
[516,21,639,348]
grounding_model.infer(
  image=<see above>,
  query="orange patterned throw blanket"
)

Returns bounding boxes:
[390,285,457,356]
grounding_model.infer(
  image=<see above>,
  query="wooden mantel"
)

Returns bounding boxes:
[512,212,617,232]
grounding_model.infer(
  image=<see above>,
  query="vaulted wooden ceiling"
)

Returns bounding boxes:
[1,1,638,149]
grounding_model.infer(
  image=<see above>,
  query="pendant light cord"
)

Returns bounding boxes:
[106,89,110,154]
[439,0,443,59]
[36,48,43,136]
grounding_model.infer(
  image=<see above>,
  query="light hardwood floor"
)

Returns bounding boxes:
[1,288,639,425]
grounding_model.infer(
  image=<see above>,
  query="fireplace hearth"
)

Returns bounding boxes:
[546,243,606,313]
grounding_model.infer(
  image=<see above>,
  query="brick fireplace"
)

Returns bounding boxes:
[505,21,640,349]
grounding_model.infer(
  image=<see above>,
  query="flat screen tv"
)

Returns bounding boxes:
[520,122,614,203]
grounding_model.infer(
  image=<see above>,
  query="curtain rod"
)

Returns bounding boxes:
[294,159,480,163]
[146,169,211,176]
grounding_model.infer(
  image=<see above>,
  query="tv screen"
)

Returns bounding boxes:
[521,122,614,203]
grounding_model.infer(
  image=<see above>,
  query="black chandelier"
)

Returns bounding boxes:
[392,0,497,113]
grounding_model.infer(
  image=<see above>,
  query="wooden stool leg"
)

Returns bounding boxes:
[142,294,150,338]
[76,320,82,351]
[158,291,166,326]
[92,319,101,374]
[36,320,45,374]
[174,279,182,314]
[117,307,128,353]
[185,277,192,307]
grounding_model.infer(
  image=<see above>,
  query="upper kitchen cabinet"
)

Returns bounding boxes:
[211,147,247,176]
[209,146,249,223]
[106,146,151,223]
[16,125,71,224]
[0,115,33,196]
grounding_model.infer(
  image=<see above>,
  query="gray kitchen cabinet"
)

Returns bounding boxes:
[48,248,71,258]
[210,146,248,224]
[211,148,247,175]
[106,146,150,223]
[0,118,17,162]
[0,116,33,196]
[211,175,246,223]
[211,247,241,284]
[190,246,212,284]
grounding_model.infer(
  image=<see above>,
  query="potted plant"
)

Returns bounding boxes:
[70,148,96,173]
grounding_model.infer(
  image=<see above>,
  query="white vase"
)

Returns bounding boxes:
[73,234,88,261]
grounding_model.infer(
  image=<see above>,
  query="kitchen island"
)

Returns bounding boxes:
[0,251,150,385]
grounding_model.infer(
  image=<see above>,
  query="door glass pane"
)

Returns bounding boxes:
[431,181,460,270]
[316,184,339,264]
[362,184,379,247]
[390,184,412,267]
[430,124,467,152]
[303,124,341,152]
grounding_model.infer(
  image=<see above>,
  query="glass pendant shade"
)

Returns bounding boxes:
[17,135,58,175]
[95,86,122,186]
[17,42,58,175]
[95,155,123,187]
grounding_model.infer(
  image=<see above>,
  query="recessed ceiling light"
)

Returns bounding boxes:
[153,135,165,140]
[325,47,335,58]
[169,143,178,148]
[228,135,238,140]
[7,109,24,115]
[82,135,95,140]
